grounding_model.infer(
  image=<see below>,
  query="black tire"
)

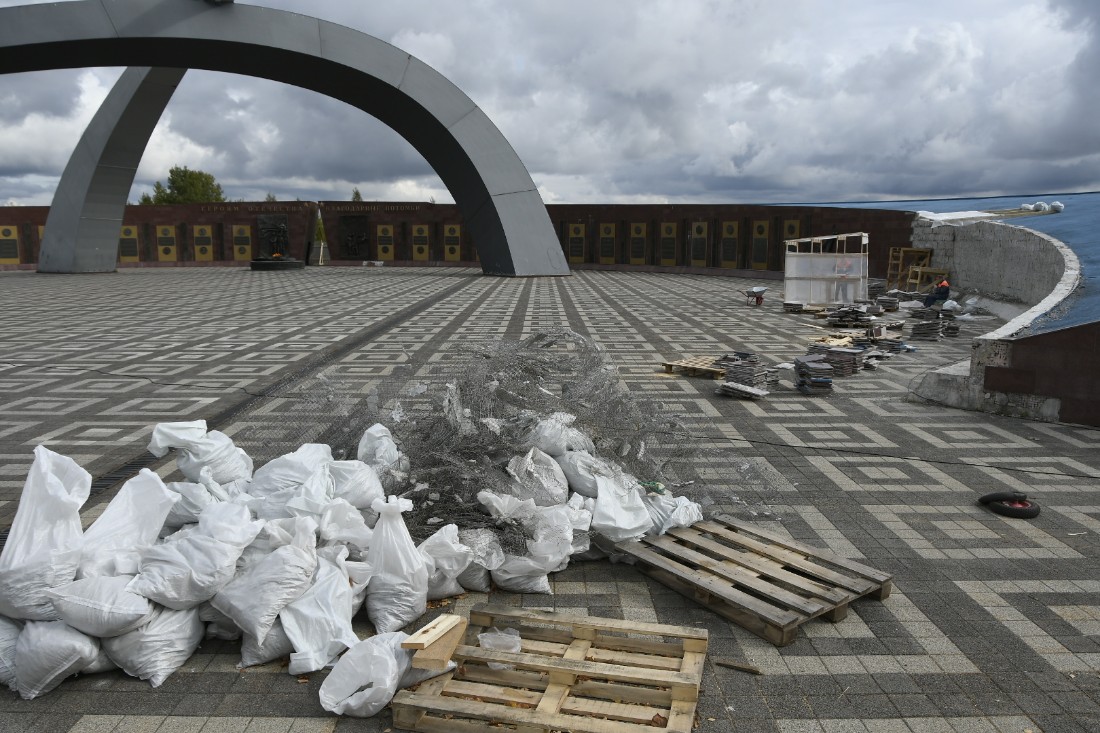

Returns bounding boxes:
[978,490,1027,505]
[986,498,1040,519]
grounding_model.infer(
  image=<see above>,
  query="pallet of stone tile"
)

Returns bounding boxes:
[616,515,893,647]
[391,604,708,733]
[661,355,724,378]
[783,301,804,313]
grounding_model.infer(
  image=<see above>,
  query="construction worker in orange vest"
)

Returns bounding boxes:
[923,278,951,307]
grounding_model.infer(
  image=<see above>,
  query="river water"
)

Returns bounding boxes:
[820,192,1100,334]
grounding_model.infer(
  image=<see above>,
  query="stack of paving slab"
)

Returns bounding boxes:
[860,348,891,369]
[782,301,804,313]
[826,306,875,328]
[714,352,776,399]
[910,320,944,340]
[794,354,834,396]
[940,312,960,337]
[908,306,939,320]
[824,347,865,377]
[876,295,900,312]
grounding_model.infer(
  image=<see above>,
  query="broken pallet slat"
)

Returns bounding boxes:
[617,517,893,647]
[392,604,707,733]
[410,617,468,671]
[403,614,464,650]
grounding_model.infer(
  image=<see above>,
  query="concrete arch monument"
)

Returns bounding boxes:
[40,67,186,273]
[0,0,569,276]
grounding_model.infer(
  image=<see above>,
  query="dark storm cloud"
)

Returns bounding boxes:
[0,0,1096,204]
[0,69,83,122]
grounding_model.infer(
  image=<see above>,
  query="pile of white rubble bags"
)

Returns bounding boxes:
[0,414,702,717]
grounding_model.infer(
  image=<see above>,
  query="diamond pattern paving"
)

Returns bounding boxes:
[0,267,1097,733]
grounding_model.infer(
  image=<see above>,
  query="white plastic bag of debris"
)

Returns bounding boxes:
[357,424,410,491]
[249,444,334,499]
[313,498,373,552]
[212,516,317,641]
[328,460,384,516]
[0,615,21,691]
[45,575,154,638]
[590,475,652,543]
[101,606,204,688]
[491,523,572,595]
[0,446,91,620]
[476,490,538,525]
[198,602,241,641]
[319,631,448,717]
[80,648,118,676]
[239,619,294,668]
[347,561,374,616]
[280,545,363,675]
[79,469,180,579]
[643,493,703,535]
[491,554,556,594]
[520,412,595,457]
[565,493,594,555]
[417,524,473,600]
[504,448,570,506]
[163,479,217,530]
[554,450,617,498]
[147,420,253,485]
[13,620,99,699]
[366,497,428,633]
[456,529,505,593]
[236,517,298,572]
[128,502,263,609]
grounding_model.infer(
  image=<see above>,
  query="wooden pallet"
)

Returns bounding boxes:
[617,514,893,647]
[661,356,724,378]
[392,604,708,733]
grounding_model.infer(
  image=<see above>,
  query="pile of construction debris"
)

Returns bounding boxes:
[0,329,704,716]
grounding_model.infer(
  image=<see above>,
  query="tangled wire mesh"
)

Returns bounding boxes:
[379,328,704,546]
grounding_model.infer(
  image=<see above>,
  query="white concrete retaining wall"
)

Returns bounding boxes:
[909,217,1082,421]
[910,218,1067,305]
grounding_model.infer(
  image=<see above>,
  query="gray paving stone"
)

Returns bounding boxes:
[0,267,1097,733]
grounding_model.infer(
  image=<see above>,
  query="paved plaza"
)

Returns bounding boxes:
[2,266,1099,733]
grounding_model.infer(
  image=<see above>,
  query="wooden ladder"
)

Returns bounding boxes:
[886,247,933,289]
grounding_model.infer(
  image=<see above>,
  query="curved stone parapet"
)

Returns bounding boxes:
[910,218,1084,422]
[0,0,568,277]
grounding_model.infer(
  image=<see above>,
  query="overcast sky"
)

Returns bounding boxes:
[0,0,1098,206]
